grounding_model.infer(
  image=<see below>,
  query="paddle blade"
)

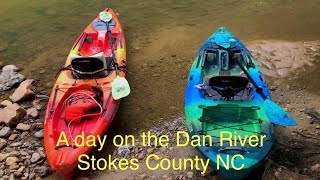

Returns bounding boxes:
[111,76,130,100]
[263,99,297,126]
[99,11,112,22]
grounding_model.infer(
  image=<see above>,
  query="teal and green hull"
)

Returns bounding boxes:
[184,27,274,179]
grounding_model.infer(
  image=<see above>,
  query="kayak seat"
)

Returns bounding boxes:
[70,52,108,79]
[204,76,250,101]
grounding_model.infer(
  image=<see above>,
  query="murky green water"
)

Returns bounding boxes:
[1,0,320,134]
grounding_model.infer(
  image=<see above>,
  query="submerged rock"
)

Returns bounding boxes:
[10,79,35,102]
[0,104,26,127]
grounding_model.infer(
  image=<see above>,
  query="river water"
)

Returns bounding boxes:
[1,0,320,135]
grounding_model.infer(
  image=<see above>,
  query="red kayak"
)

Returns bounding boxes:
[44,8,129,179]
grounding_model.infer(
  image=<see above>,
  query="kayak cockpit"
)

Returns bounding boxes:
[200,76,253,101]
[69,52,111,79]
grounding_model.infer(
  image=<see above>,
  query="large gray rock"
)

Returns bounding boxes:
[0,103,26,127]
[0,66,25,92]
[10,79,35,102]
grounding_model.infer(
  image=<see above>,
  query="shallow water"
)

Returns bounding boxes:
[1,0,320,134]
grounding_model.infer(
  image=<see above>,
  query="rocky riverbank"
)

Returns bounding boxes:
[0,65,51,180]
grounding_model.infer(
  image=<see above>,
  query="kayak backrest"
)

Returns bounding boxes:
[70,52,108,78]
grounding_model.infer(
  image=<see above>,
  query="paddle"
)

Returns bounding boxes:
[234,58,297,126]
[99,11,130,100]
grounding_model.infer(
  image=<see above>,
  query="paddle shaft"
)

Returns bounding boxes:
[105,20,119,76]
[235,58,268,100]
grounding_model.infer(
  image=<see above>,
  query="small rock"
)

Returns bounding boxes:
[34,129,44,138]
[10,79,35,102]
[8,134,19,141]
[17,166,25,173]
[10,142,22,147]
[0,127,11,138]
[2,65,19,72]
[31,123,43,130]
[4,147,14,153]
[26,108,39,118]
[8,173,15,180]
[30,152,41,163]
[0,151,20,161]
[33,166,51,177]
[0,100,12,107]
[311,164,320,172]
[138,173,147,179]
[269,85,277,91]
[138,153,144,160]
[187,171,193,178]
[19,132,29,139]
[6,157,18,166]
[39,70,46,74]
[316,125,320,129]
[9,164,19,170]
[159,146,166,152]
[0,104,26,127]
[117,145,130,156]
[147,148,154,154]
[16,123,30,131]
[0,138,7,150]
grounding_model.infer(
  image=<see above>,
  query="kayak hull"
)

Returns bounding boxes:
[44,8,126,179]
[184,27,274,179]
